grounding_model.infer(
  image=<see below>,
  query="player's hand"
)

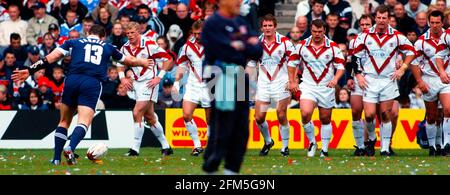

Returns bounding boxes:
[172,81,180,95]
[440,72,450,84]
[11,68,30,82]
[327,79,338,88]
[247,37,259,46]
[148,77,161,88]
[286,81,299,93]
[347,79,355,90]
[120,78,133,91]
[230,41,245,51]
[138,58,155,68]
[391,68,405,81]
[355,74,368,90]
[416,80,429,94]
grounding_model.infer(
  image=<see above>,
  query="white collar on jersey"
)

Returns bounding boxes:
[423,28,445,40]
[368,24,396,35]
[258,32,283,44]
[304,35,332,47]
[123,37,147,48]
[87,35,101,39]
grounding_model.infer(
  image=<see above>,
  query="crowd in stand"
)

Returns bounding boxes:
[0,0,444,111]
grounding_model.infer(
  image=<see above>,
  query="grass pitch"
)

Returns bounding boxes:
[0,148,448,175]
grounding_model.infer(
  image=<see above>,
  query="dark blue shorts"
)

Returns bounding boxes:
[62,74,102,111]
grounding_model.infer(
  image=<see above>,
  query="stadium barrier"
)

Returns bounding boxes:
[0,109,425,149]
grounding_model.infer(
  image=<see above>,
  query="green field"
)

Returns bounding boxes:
[0,148,448,175]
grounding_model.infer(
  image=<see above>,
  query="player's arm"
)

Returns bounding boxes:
[148,45,174,88]
[173,47,189,93]
[287,46,300,92]
[436,34,450,84]
[393,35,416,80]
[12,49,65,82]
[327,46,345,88]
[410,40,429,93]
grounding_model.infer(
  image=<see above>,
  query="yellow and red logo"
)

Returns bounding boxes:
[165,108,425,149]
[165,109,208,148]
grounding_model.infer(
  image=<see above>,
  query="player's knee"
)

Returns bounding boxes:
[351,110,362,120]
[442,108,450,118]
[319,116,331,124]
[381,111,391,122]
[277,111,287,122]
[255,117,265,125]
[183,114,193,122]
[146,116,157,126]
[301,115,312,124]
[426,110,438,124]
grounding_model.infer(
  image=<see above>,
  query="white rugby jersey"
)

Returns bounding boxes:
[177,36,205,87]
[288,36,345,86]
[247,32,293,84]
[352,25,415,77]
[143,29,158,42]
[435,28,450,75]
[118,37,171,81]
[412,29,449,77]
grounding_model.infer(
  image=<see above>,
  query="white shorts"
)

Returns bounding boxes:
[132,79,158,102]
[351,77,363,96]
[183,83,212,108]
[422,75,450,102]
[363,75,399,103]
[255,80,291,102]
[299,82,336,109]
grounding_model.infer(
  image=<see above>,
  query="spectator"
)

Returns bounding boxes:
[287,16,310,40]
[335,87,351,108]
[327,0,353,25]
[107,22,128,49]
[101,66,120,106]
[0,84,12,110]
[156,36,177,64]
[406,28,418,43]
[346,28,358,43]
[156,78,181,109]
[95,7,113,36]
[0,55,9,85]
[61,0,89,22]
[296,0,330,19]
[202,1,218,20]
[0,4,28,51]
[105,83,136,109]
[3,51,21,79]
[60,10,83,37]
[21,0,37,20]
[25,68,45,89]
[48,66,64,97]
[3,33,28,66]
[68,29,80,39]
[137,15,159,41]
[173,3,195,40]
[306,0,327,23]
[79,16,95,38]
[117,0,143,21]
[433,0,446,13]
[159,0,179,34]
[385,0,398,12]
[20,88,49,110]
[118,14,131,31]
[26,2,59,46]
[47,0,65,24]
[394,3,417,35]
[24,45,41,68]
[137,4,165,36]
[166,24,184,53]
[415,11,429,35]
[405,0,427,18]
[39,32,57,57]
[326,13,347,44]
[91,0,118,23]
[389,14,398,29]
[350,0,379,22]
[258,0,277,16]
[37,76,55,108]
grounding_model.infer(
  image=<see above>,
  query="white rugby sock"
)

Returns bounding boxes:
[303,121,316,144]
[132,122,145,153]
[436,123,443,146]
[352,120,365,148]
[321,124,332,152]
[426,123,437,149]
[443,118,450,145]
[257,121,272,144]
[380,122,392,152]
[185,120,201,148]
[280,124,290,151]
[150,121,170,149]
[367,120,376,141]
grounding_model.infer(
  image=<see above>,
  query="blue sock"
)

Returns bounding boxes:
[53,126,67,161]
[69,124,87,152]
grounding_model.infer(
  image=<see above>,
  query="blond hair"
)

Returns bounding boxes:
[123,21,140,31]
